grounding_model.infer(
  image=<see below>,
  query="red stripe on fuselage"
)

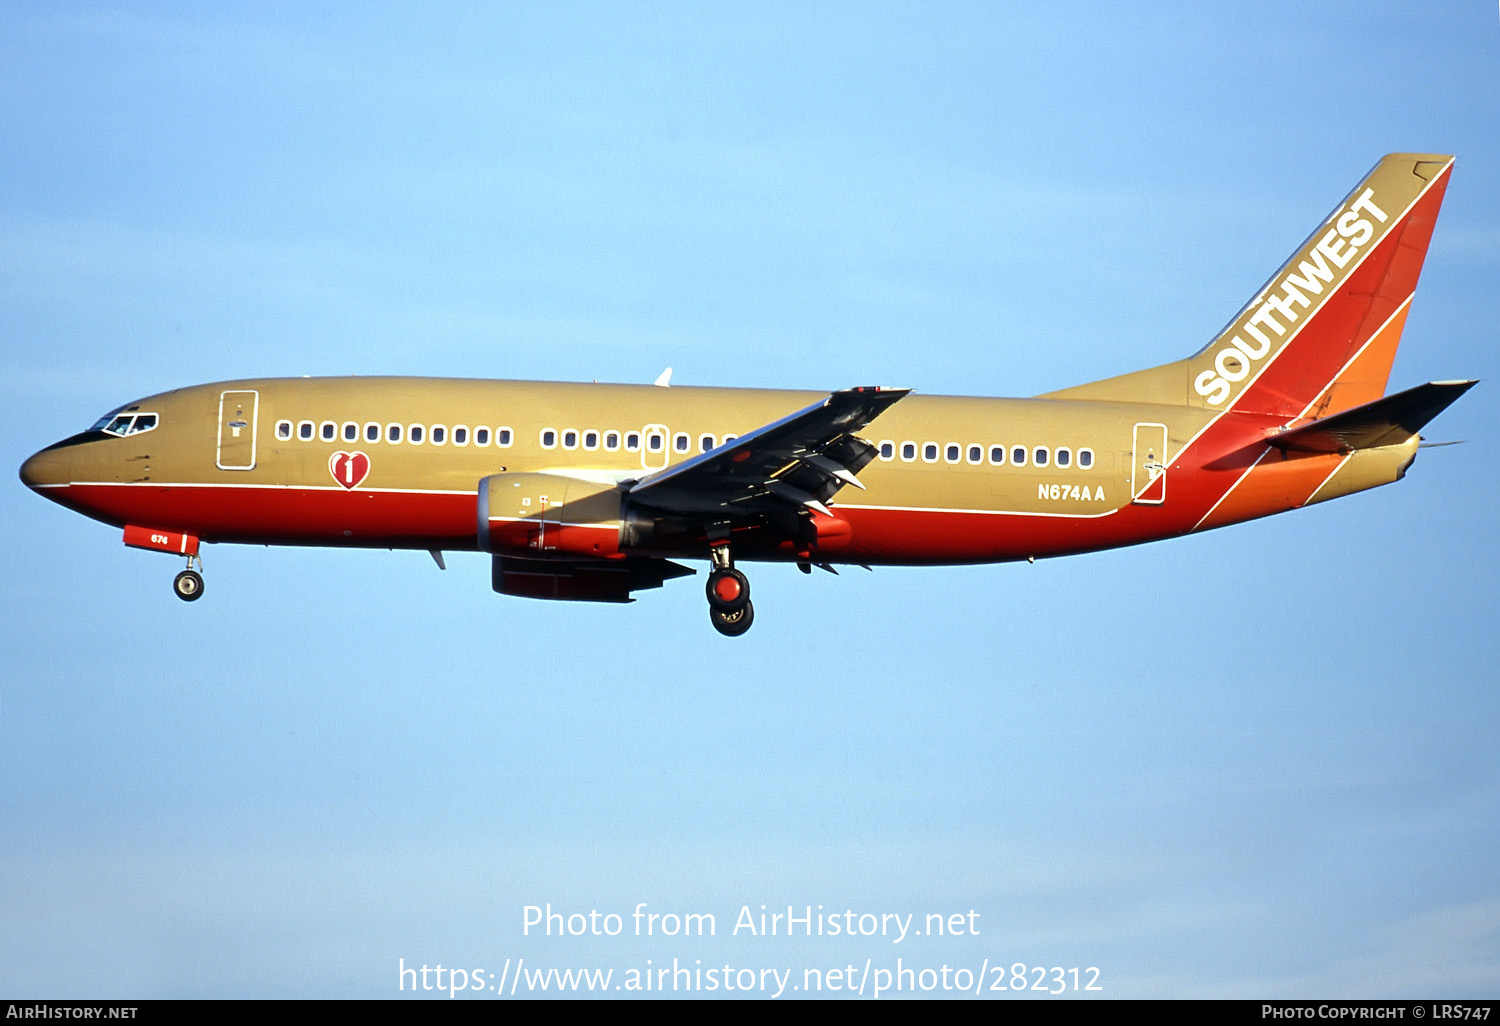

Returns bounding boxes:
[52,465,1381,566]
[55,483,480,549]
[57,479,1209,565]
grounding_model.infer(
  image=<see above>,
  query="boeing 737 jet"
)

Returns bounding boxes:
[20,154,1474,635]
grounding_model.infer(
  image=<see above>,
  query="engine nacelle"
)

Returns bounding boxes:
[478,472,638,559]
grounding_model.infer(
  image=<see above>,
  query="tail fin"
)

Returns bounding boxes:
[1045,154,1455,414]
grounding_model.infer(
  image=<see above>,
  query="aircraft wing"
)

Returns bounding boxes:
[1266,380,1477,454]
[627,386,910,517]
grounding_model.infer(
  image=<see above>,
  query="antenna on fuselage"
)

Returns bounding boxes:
[654,367,673,387]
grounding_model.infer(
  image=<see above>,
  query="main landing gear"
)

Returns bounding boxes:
[706,539,753,637]
[172,555,205,602]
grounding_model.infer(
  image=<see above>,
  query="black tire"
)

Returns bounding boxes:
[706,568,750,613]
[173,569,204,602]
[710,600,754,637]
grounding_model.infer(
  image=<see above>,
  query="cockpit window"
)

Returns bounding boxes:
[90,406,129,432]
[90,409,160,438]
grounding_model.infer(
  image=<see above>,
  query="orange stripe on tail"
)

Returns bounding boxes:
[1194,450,1346,532]
[1299,298,1412,419]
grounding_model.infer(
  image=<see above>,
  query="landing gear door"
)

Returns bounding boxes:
[1131,422,1168,505]
[217,390,259,471]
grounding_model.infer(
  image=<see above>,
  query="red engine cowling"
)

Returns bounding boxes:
[478,472,632,559]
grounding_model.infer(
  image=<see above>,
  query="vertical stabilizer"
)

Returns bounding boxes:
[1044,154,1454,414]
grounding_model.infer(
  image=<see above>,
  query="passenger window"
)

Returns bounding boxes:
[343,422,358,442]
[647,432,664,453]
[989,445,1005,465]
[879,441,894,461]
[967,444,982,464]
[387,423,403,444]
[475,427,490,446]
[604,431,620,451]
[365,422,380,443]
[299,421,315,441]
[626,432,641,452]
[1078,448,1094,469]
[700,434,715,452]
[321,422,336,441]
[431,426,446,445]
[584,431,599,450]
[674,433,689,453]
[562,430,578,450]
[409,425,424,444]
[541,429,557,449]
[453,426,468,446]
[901,442,916,462]
[922,443,938,463]
[276,421,292,440]
[498,428,513,447]
[1011,446,1027,467]
[1034,447,1049,467]
[1056,448,1071,468]
[722,434,738,444]
[945,443,960,463]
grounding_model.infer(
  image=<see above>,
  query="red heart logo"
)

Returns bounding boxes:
[329,450,371,489]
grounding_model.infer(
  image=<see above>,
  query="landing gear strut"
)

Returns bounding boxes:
[173,554,205,602]
[706,537,753,637]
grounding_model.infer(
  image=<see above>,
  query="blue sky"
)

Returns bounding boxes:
[3,1,1498,999]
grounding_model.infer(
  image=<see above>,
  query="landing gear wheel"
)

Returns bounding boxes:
[173,569,204,602]
[706,568,750,613]
[710,600,754,637]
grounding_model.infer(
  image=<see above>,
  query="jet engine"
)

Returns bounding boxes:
[477,472,641,558]
[477,473,691,602]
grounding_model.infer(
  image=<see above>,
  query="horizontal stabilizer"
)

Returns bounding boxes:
[1266,380,1477,454]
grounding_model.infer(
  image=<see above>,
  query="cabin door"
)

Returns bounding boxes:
[217,390,259,471]
[1131,422,1168,505]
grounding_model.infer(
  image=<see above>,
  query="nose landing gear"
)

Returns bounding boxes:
[706,538,753,637]
[173,554,205,602]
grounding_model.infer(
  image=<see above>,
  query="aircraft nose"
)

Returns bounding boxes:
[19,446,70,491]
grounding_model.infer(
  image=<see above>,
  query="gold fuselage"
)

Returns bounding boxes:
[21,374,1415,568]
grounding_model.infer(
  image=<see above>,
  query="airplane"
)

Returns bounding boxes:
[19,153,1475,637]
